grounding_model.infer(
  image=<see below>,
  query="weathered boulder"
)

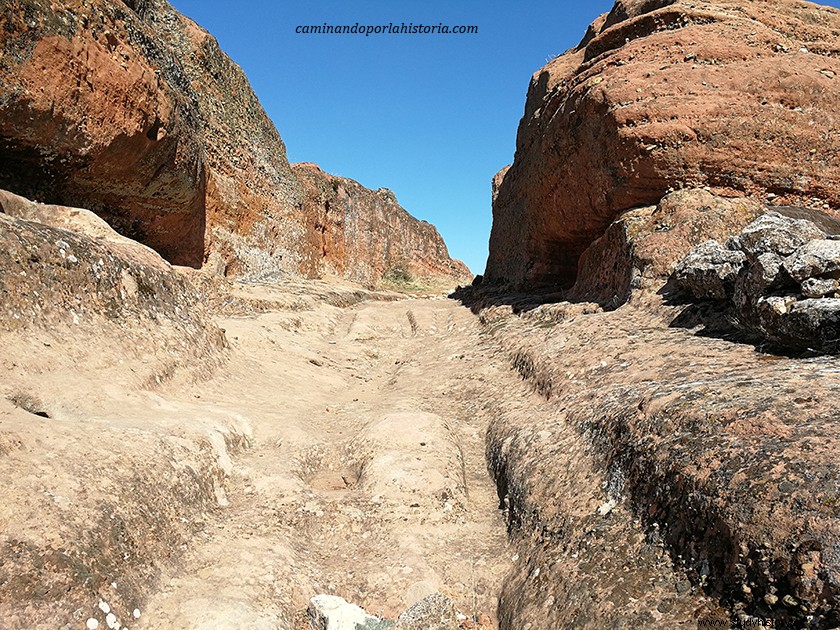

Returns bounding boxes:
[756,297,840,351]
[733,213,827,261]
[305,592,461,630]
[0,196,225,361]
[568,188,761,307]
[486,0,840,288]
[783,239,840,282]
[292,163,472,287]
[307,595,387,630]
[732,252,789,312]
[801,276,840,298]
[0,0,468,286]
[673,240,746,300]
[0,188,167,269]
[676,211,840,352]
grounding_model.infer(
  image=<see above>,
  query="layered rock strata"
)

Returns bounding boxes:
[293,163,472,287]
[486,0,840,287]
[0,0,468,286]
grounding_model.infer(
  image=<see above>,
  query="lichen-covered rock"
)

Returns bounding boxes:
[674,240,746,300]
[732,252,790,313]
[486,0,840,288]
[801,277,840,298]
[0,204,226,364]
[674,211,840,352]
[757,297,840,352]
[394,592,458,630]
[735,213,827,261]
[783,239,840,282]
[0,188,167,270]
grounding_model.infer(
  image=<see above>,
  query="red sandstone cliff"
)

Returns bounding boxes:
[486,0,840,287]
[0,0,468,285]
[293,163,472,286]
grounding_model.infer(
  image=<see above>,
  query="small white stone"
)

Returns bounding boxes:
[133,609,141,619]
[106,612,118,629]
[98,601,110,614]
[86,619,100,630]
[597,500,617,516]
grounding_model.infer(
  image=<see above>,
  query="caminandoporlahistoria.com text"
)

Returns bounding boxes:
[295,22,479,36]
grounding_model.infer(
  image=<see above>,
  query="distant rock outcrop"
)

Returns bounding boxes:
[486,0,840,287]
[293,163,472,287]
[0,0,468,286]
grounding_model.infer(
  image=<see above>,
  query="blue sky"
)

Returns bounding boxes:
[167,0,618,273]
[168,0,840,274]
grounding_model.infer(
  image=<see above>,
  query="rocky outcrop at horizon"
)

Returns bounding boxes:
[293,163,473,287]
[486,0,840,288]
[0,0,469,287]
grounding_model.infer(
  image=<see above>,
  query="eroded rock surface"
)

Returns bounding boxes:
[0,194,226,363]
[0,0,469,286]
[0,205,507,629]
[293,163,473,287]
[454,284,840,629]
[0,198,240,627]
[486,0,840,287]
[676,210,840,352]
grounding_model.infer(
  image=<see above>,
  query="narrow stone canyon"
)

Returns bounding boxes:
[1,0,839,628]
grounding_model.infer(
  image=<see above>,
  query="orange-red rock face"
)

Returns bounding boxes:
[0,0,468,285]
[486,0,840,288]
[293,163,473,286]
[0,0,208,266]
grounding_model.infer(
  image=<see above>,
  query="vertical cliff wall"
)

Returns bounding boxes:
[293,163,472,286]
[486,0,840,288]
[0,0,469,285]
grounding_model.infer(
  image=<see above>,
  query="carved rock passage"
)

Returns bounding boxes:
[0,0,469,286]
[486,0,840,288]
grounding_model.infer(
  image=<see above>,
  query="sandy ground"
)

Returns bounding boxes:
[126,294,518,628]
[6,277,837,629]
